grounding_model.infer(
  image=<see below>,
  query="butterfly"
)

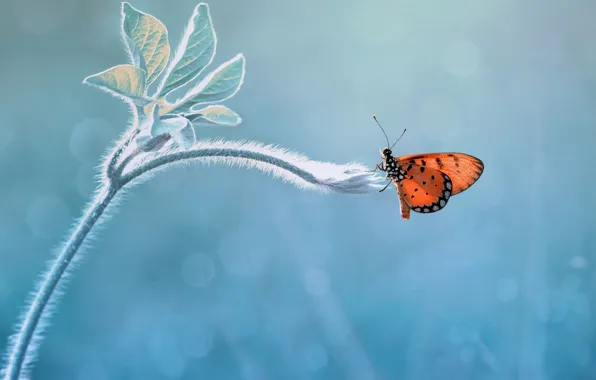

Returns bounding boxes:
[372,115,484,220]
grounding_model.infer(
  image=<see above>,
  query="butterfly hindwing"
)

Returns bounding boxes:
[395,152,483,195]
[396,163,453,214]
[394,180,411,220]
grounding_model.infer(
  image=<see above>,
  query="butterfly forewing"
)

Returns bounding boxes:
[395,152,483,195]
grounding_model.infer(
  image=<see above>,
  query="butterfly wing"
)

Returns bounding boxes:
[395,153,483,195]
[396,163,453,214]
[394,180,411,220]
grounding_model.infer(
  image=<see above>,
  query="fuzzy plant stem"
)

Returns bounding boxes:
[3,138,382,380]
[3,185,117,380]
[105,127,140,179]
[120,147,318,186]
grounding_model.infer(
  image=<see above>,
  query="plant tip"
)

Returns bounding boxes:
[193,2,210,14]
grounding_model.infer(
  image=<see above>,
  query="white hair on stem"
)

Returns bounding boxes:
[120,138,386,194]
[1,183,120,380]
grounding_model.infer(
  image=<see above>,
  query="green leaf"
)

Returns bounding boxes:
[121,2,170,85]
[171,120,196,150]
[177,53,245,111]
[151,115,188,136]
[156,3,216,96]
[83,65,150,104]
[188,105,242,126]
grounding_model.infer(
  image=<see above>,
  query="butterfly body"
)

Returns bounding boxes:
[380,149,406,180]
[377,148,483,220]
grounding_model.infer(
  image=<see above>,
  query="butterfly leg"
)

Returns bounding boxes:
[367,163,384,174]
[379,180,392,193]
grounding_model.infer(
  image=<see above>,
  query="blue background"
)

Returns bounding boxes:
[1,0,595,379]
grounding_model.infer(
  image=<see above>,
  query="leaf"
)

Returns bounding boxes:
[83,65,150,104]
[176,53,246,111]
[120,4,169,86]
[142,98,172,119]
[188,105,242,126]
[151,115,188,136]
[123,33,147,75]
[156,3,216,96]
[139,102,161,132]
[170,120,196,150]
[121,3,170,85]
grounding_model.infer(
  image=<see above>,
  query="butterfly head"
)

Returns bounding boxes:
[380,148,397,173]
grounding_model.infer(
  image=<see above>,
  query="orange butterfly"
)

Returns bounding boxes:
[372,115,484,220]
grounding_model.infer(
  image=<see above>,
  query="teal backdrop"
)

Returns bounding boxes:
[0,0,595,379]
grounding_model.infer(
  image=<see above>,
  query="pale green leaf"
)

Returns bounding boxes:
[121,2,171,85]
[139,103,161,133]
[188,105,242,126]
[156,3,216,96]
[151,115,188,136]
[171,121,196,149]
[176,53,245,111]
[83,65,149,104]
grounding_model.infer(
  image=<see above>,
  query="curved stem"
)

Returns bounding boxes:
[3,185,117,380]
[105,127,140,180]
[113,134,172,180]
[120,147,319,187]
[113,148,142,180]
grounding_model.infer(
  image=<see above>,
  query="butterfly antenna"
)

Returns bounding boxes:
[390,128,407,149]
[372,115,390,148]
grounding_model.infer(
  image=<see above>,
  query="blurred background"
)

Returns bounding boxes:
[0,0,595,378]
